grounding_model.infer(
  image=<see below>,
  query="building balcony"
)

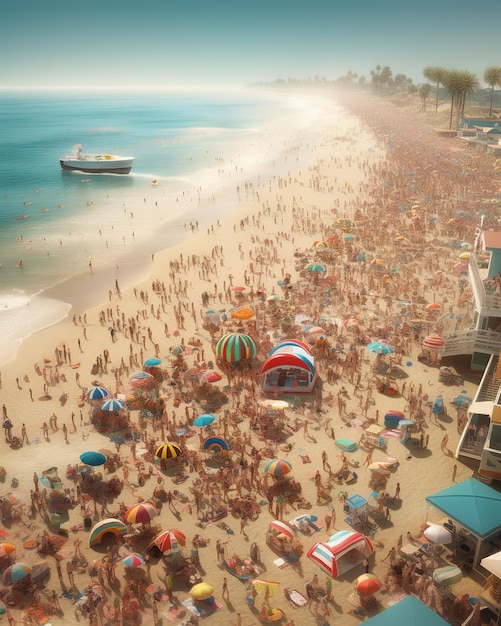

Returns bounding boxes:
[469,256,501,316]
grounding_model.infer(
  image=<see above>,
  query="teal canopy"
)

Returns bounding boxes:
[364,595,450,626]
[426,478,501,540]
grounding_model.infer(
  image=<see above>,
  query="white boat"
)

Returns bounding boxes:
[60,145,134,175]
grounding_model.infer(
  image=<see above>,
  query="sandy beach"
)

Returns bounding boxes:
[0,88,498,626]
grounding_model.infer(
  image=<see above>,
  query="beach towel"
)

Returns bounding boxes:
[285,588,308,607]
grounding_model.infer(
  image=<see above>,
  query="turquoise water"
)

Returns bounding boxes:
[0,88,328,363]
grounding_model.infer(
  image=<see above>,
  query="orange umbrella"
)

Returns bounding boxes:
[426,303,441,310]
[231,306,255,320]
[0,543,16,557]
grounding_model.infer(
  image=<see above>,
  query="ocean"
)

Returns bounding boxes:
[0,87,333,366]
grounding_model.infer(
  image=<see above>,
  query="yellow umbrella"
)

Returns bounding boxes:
[459,252,470,260]
[190,582,214,600]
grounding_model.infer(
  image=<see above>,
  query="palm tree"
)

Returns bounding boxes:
[423,66,447,112]
[370,65,382,94]
[483,66,501,118]
[443,70,479,128]
[380,66,392,95]
[418,83,431,112]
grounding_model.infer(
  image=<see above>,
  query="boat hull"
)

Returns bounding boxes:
[59,155,134,175]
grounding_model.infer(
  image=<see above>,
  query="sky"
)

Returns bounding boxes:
[2,0,501,90]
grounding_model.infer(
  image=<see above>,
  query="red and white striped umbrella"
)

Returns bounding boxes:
[422,334,445,352]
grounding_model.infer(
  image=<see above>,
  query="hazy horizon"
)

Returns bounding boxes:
[2,0,501,91]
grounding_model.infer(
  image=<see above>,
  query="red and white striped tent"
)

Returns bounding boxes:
[307,530,374,578]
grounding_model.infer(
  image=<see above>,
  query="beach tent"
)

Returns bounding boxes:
[426,478,501,568]
[89,518,128,547]
[261,341,317,394]
[363,595,450,626]
[307,530,374,578]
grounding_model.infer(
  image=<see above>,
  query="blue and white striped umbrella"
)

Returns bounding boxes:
[87,386,110,401]
[102,398,125,412]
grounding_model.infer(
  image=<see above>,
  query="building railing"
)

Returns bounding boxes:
[442,329,501,357]
[469,256,501,314]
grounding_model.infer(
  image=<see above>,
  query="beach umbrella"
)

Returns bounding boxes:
[154,529,186,553]
[367,340,394,355]
[0,543,16,557]
[432,565,463,586]
[89,518,128,547]
[266,295,281,304]
[459,252,471,260]
[155,442,182,460]
[258,399,290,410]
[231,306,255,320]
[3,562,32,585]
[102,398,125,412]
[313,240,327,248]
[171,344,185,355]
[304,326,325,337]
[454,262,468,272]
[452,395,472,407]
[129,371,158,387]
[122,553,145,568]
[205,309,220,324]
[194,413,216,427]
[87,386,110,401]
[422,334,445,352]
[80,451,107,467]
[203,436,229,453]
[231,285,246,292]
[125,502,157,525]
[356,573,381,595]
[143,357,161,367]
[343,318,359,328]
[343,234,354,241]
[216,332,257,363]
[423,524,452,545]
[269,520,295,539]
[190,582,214,601]
[426,303,441,310]
[304,262,325,272]
[264,459,292,477]
[199,370,222,384]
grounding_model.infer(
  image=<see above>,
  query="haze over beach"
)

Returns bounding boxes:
[1,0,501,90]
[2,2,501,626]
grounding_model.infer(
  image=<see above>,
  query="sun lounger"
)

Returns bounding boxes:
[335,438,357,452]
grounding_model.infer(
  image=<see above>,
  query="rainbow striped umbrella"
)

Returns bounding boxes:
[122,553,145,568]
[125,502,157,524]
[3,562,32,584]
[216,333,257,363]
[155,442,182,460]
[264,459,292,477]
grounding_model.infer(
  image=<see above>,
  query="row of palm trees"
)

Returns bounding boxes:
[423,66,501,127]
